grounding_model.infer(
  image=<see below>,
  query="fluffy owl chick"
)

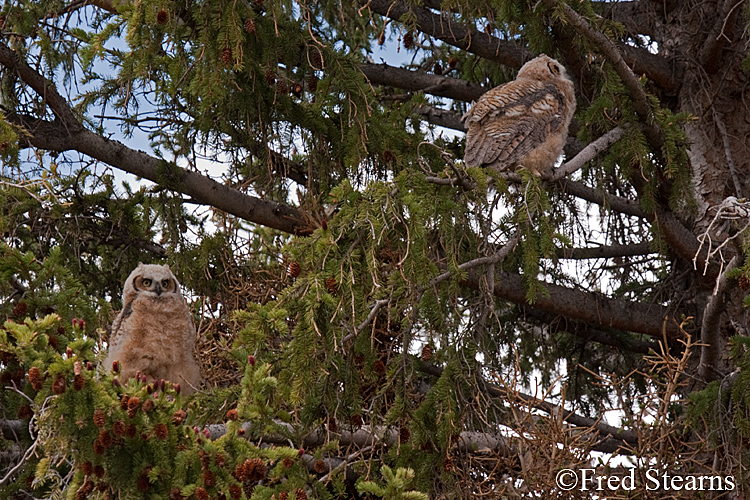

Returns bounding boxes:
[463,54,576,177]
[105,263,202,395]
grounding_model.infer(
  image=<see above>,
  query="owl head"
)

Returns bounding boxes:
[122,263,182,301]
[516,54,570,83]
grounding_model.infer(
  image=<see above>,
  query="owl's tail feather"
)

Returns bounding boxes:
[464,125,505,168]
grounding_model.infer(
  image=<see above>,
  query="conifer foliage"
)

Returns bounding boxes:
[3,0,750,498]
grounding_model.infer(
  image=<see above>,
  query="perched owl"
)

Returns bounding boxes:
[462,54,576,177]
[105,263,202,394]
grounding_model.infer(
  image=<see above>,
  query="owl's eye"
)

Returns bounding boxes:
[142,278,152,287]
[548,62,560,75]
[161,279,170,288]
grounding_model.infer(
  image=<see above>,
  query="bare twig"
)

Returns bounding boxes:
[550,126,627,181]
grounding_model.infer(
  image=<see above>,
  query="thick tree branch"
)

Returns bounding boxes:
[364,0,533,69]
[699,0,742,74]
[413,104,465,131]
[619,44,681,94]
[699,256,738,382]
[0,41,311,236]
[462,268,682,340]
[361,62,485,102]
[524,307,660,355]
[557,179,646,218]
[555,241,654,260]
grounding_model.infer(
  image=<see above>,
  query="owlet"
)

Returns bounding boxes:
[462,54,576,177]
[105,263,202,394]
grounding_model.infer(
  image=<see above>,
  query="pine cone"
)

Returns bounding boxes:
[306,74,318,93]
[739,275,750,291]
[264,69,276,85]
[172,409,187,425]
[226,408,239,421]
[313,459,326,474]
[156,9,168,25]
[311,49,323,68]
[142,399,154,413]
[154,423,168,440]
[327,416,337,433]
[278,493,288,500]
[127,396,141,418]
[244,18,256,34]
[402,31,414,49]
[420,344,433,362]
[28,366,43,391]
[112,420,126,437]
[288,261,301,278]
[325,277,337,294]
[12,301,27,317]
[81,461,94,476]
[98,430,113,448]
[399,425,410,444]
[52,373,66,394]
[194,487,208,500]
[229,484,242,500]
[276,79,288,94]
[202,469,216,488]
[93,408,107,428]
[221,47,233,67]
[296,488,307,500]
[448,57,458,69]
[74,374,85,391]
[372,359,386,375]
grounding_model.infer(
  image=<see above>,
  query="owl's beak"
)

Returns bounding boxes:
[154,283,162,295]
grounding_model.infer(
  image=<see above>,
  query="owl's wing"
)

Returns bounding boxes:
[463,80,566,169]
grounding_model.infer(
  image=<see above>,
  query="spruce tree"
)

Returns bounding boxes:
[2,0,750,498]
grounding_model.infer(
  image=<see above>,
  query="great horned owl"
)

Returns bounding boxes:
[462,54,576,177]
[105,263,202,394]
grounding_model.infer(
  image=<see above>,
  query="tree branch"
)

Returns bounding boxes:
[462,268,682,340]
[413,104,465,131]
[522,307,660,355]
[364,0,533,69]
[557,179,646,218]
[361,62,485,102]
[0,41,311,236]
[555,241,654,260]
[550,126,627,181]
[699,255,738,382]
